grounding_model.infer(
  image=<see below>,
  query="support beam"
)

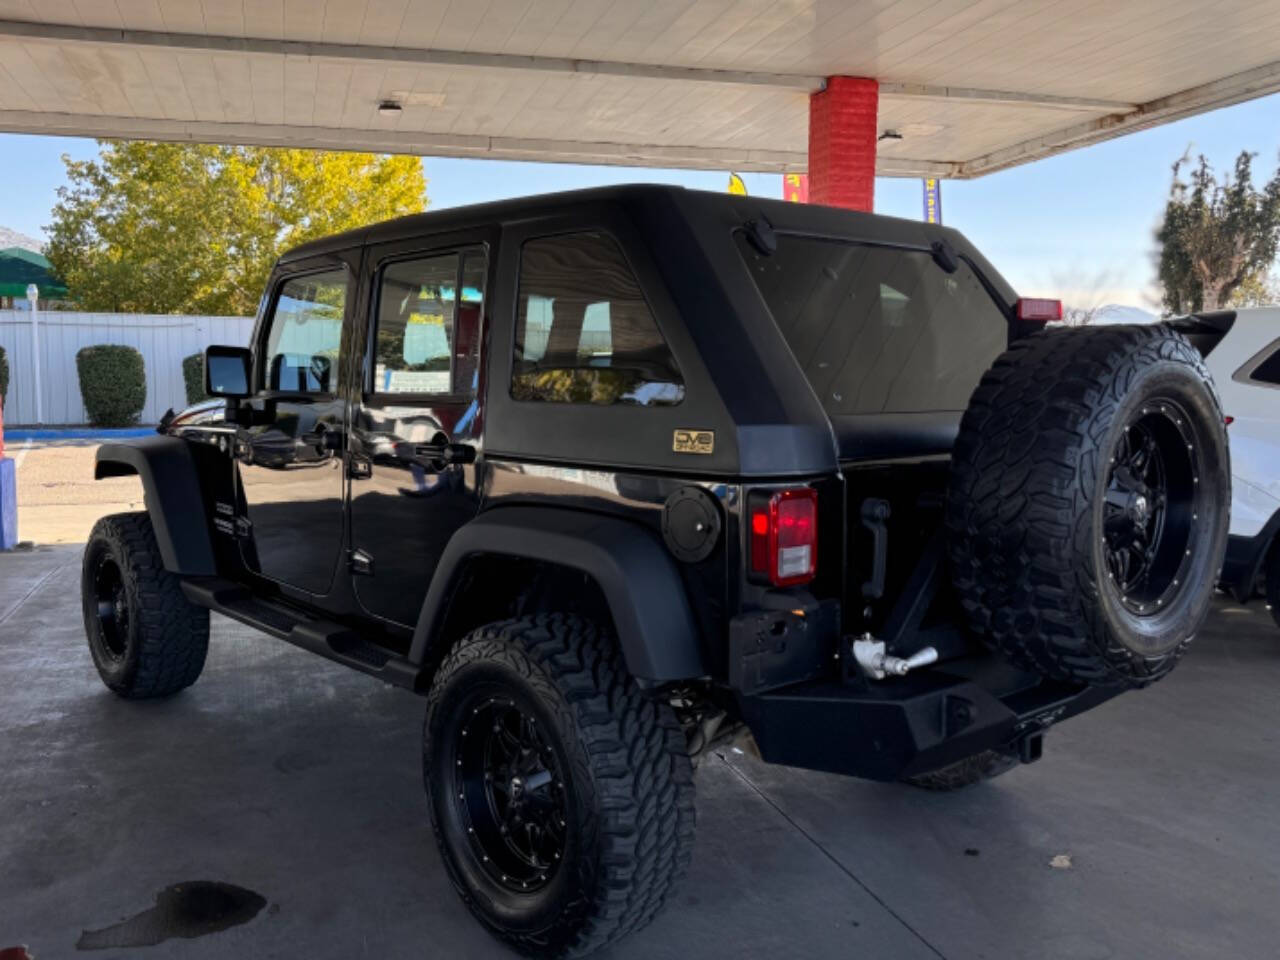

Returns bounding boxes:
[808,77,879,212]
[958,58,1280,178]
[0,108,960,178]
[0,108,807,171]
[878,82,1134,113]
[0,19,823,91]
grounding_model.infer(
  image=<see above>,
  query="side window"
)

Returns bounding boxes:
[513,232,684,406]
[455,251,486,395]
[1248,343,1280,386]
[372,249,485,396]
[263,269,347,393]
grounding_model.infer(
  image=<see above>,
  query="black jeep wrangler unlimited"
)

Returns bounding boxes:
[83,186,1230,957]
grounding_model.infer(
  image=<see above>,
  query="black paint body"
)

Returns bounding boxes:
[114,186,1120,781]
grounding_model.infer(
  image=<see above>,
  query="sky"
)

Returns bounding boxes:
[1,90,1277,310]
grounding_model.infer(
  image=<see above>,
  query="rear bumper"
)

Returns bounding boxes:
[739,666,1122,782]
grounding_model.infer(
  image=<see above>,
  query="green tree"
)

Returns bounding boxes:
[46,141,426,315]
[1156,151,1280,313]
[1228,270,1279,308]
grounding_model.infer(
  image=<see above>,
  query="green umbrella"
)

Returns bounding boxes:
[0,247,68,300]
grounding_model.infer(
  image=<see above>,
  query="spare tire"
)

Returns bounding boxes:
[947,324,1229,687]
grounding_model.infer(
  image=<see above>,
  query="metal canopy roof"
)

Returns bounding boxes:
[0,1,1278,178]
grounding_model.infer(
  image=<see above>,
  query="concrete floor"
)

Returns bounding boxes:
[2,545,1278,960]
[6,440,144,545]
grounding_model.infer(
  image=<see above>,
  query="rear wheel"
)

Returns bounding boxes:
[904,749,1019,791]
[423,614,695,957]
[948,325,1230,687]
[81,512,209,698]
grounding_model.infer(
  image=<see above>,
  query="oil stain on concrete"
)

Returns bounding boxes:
[76,882,266,950]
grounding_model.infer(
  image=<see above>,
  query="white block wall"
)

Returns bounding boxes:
[0,311,254,426]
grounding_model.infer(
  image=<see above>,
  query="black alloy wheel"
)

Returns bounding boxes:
[452,691,568,894]
[948,324,1231,687]
[1102,400,1201,617]
[81,512,210,698]
[424,615,695,957]
[91,553,130,660]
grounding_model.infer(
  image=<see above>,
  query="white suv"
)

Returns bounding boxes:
[1177,308,1280,628]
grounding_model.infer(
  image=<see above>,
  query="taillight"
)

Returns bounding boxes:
[748,488,818,587]
[1014,298,1063,323]
[1224,416,1234,426]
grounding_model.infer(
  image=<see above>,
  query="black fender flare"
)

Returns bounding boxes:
[95,437,217,576]
[410,506,706,683]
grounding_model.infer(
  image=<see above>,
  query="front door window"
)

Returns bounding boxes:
[236,263,351,596]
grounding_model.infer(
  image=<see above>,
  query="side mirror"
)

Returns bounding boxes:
[205,345,252,398]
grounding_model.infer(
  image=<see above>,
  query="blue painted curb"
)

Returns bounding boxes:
[3,427,156,441]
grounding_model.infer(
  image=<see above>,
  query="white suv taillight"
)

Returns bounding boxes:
[748,488,818,587]
[1014,297,1063,323]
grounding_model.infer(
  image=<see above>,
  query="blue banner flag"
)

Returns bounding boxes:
[922,178,942,224]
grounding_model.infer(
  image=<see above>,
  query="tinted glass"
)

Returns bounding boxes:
[264,269,347,393]
[455,251,486,395]
[736,233,1008,414]
[206,350,249,396]
[374,254,459,394]
[513,232,683,406]
[1250,344,1280,385]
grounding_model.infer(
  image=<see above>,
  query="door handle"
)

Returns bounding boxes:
[412,442,476,466]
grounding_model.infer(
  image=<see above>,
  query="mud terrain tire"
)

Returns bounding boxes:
[423,614,695,958]
[81,511,210,698]
[948,324,1230,687]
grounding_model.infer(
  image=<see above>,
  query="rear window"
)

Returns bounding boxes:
[735,233,1009,415]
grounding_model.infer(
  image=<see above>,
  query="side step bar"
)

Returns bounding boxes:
[181,577,421,691]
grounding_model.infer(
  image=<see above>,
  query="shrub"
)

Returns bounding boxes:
[0,345,8,412]
[76,345,146,427]
[182,352,208,405]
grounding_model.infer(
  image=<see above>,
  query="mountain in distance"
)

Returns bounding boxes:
[0,226,42,252]
[1090,304,1159,324]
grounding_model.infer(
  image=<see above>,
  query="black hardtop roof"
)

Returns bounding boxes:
[279,184,681,262]
[278,183,976,265]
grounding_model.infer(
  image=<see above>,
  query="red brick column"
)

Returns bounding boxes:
[808,76,879,212]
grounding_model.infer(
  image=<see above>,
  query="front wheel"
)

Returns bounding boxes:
[423,615,695,958]
[81,512,210,698]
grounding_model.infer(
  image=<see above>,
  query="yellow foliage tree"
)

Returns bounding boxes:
[46,141,426,316]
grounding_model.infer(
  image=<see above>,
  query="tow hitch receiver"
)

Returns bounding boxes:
[1018,731,1045,764]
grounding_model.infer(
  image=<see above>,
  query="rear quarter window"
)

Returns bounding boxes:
[512,231,684,406]
[735,233,1009,415]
